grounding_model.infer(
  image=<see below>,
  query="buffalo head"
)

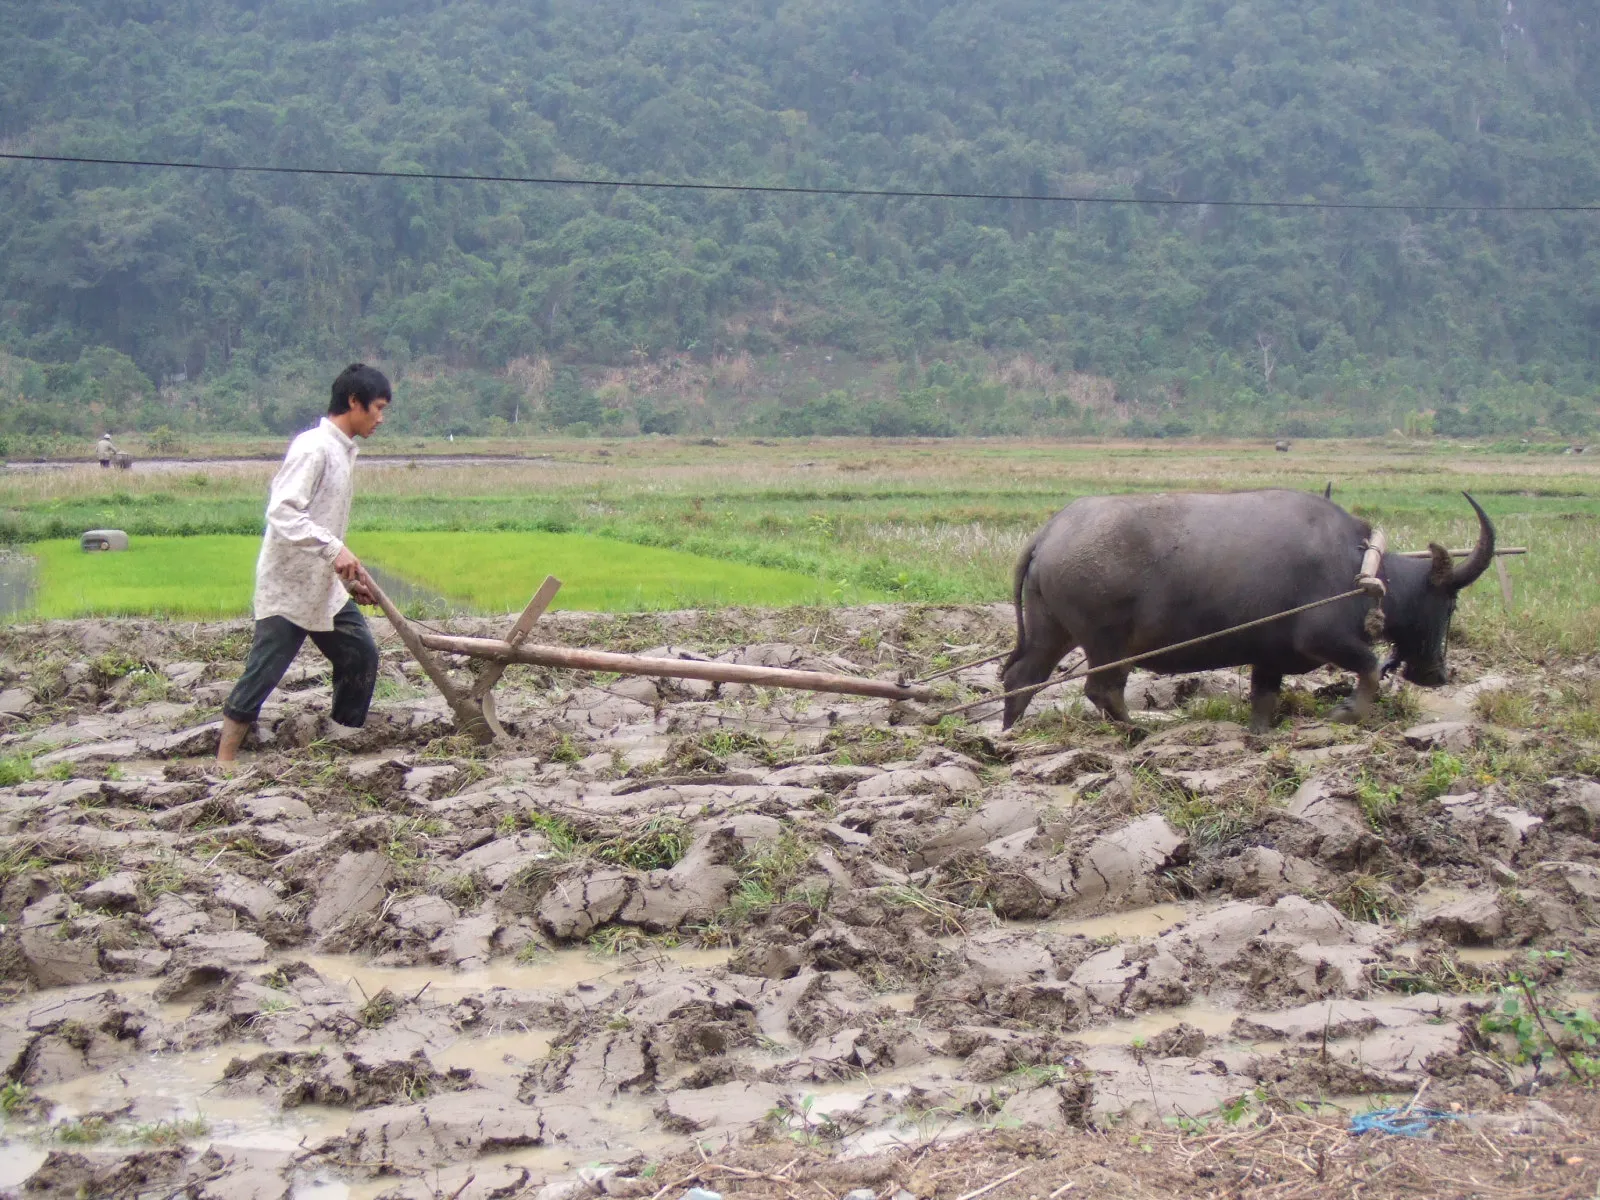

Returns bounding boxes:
[1381,493,1495,686]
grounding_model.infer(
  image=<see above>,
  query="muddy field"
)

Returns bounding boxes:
[0,605,1596,1200]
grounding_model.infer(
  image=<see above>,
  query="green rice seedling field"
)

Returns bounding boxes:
[28,536,258,618]
[13,532,839,619]
[356,531,848,612]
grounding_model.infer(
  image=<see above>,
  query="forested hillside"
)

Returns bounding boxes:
[1,0,1598,441]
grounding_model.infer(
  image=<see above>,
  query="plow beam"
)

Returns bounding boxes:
[414,632,937,704]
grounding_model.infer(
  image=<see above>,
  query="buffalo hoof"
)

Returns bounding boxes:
[1329,702,1367,725]
[1248,717,1274,735]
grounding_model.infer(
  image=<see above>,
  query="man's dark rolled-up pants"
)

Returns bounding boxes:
[223,600,379,727]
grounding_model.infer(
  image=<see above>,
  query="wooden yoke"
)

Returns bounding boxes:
[1356,528,1387,599]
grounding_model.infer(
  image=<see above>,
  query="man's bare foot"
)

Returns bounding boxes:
[217,716,251,763]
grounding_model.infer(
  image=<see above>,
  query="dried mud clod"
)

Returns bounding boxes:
[0,607,1596,1199]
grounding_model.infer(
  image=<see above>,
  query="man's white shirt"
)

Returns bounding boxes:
[253,417,357,631]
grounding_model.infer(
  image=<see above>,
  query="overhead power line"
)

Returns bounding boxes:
[2,150,1597,213]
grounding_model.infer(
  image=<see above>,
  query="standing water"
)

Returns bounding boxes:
[0,552,37,618]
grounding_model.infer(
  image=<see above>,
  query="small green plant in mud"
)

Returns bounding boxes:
[1135,767,1266,848]
[1354,772,1403,828]
[1415,750,1465,800]
[0,1081,30,1116]
[592,815,688,871]
[1182,694,1252,725]
[723,830,814,924]
[1322,873,1403,924]
[49,1113,210,1146]
[1478,951,1600,1084]
[1376,952,1493,996]
[142,856,189,898]
[548,735,585,766]
[127,1116,211,1146]
[664,729,786,773]
[1264,749,1308,800]
[1219,1086,1268,1124]
[433,868,486,909]
[52,1116,110,1144]
[766,1094,847,1147]
[415,733,493,762]
[925,715,1011,766]
[523,811,583,857]
[1003,1062,1074,1087]
[0,842,49,893]
[89,651,143,684]
[0,754,36,786]
[1168,1086,1269,1134]
[1160,791,1259,849]
[876,883,976,936]
[588,926,678,957]
[372,676,427,704]
[115,668,175,707]
[262,966,295,990]
[514,940,553,965]
[359,988,400,1029]
[383,817,445,877]
[1473,687,1538,729]
[821,724,920,767]
[687,918,731,948]
[1008,696,1128,750]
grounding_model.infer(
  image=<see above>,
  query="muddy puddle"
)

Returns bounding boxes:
[36,1040,350,1150]
[1041,902,1195,941]
[297,944,734,1001]
[1068,999,1245,1047]
[0,553,36,619]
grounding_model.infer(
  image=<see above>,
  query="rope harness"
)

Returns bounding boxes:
[930,528,1388,721]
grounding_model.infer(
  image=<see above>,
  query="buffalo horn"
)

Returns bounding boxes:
[1450,492,1496,590]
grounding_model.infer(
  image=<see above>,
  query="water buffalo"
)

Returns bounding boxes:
[1001,490,1495,733]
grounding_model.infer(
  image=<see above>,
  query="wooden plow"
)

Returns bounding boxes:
[358,569,935,744]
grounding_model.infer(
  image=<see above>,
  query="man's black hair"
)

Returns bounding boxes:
[329,363,391,414]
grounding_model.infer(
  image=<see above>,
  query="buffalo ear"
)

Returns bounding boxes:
[1428,543,1454,588]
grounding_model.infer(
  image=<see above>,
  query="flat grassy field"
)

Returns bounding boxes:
[3,437,1596,656]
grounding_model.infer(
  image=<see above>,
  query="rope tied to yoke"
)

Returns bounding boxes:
[930,527,1390,721]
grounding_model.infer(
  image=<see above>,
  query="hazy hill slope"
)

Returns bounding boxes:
[0,0,1596,437]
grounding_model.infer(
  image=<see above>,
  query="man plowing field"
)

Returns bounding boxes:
[216,363,391,763]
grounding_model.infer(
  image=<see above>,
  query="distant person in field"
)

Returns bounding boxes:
[96,432,116,468]
[217,363,391,763]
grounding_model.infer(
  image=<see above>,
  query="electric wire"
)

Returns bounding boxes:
[2,150,1597,213]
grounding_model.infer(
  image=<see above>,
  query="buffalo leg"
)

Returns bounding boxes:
[1083,664,1131,724]
[1001,614,1075,729]
[1331,667,1381,724]
[1248,667,1283,734]
[1311,635,1383,726]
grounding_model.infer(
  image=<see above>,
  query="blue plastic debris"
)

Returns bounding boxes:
[1349,1107,1463,1138]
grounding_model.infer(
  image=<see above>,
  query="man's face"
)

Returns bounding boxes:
[350,396,389,438]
